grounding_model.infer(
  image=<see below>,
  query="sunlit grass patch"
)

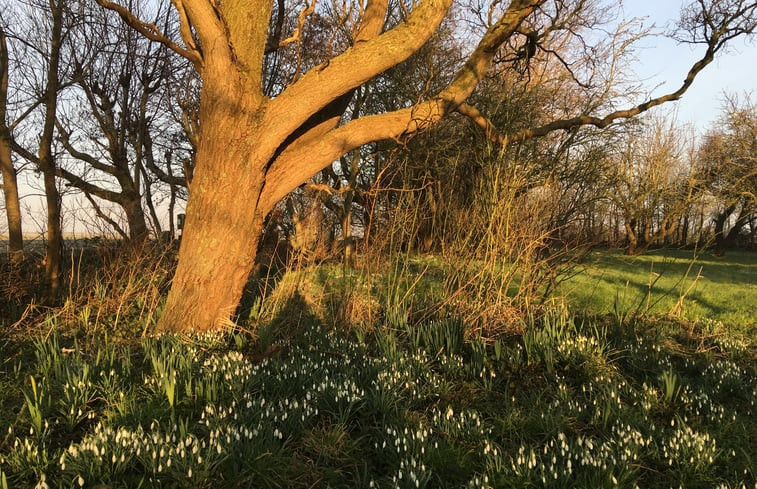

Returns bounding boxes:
[564,249,757,331]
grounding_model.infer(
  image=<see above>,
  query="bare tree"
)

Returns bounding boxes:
[697,95,757,254]
[55,0,180,243]
[95,0,756,332]
[0,26,24,263]
[4,0,76,300]
[609,116,699,255]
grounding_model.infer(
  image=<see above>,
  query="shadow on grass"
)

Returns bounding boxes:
[568,249,757,328]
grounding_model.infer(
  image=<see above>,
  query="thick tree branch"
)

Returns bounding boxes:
[355,0,389,42]
[260,0,541,210]
[260,105,427,211]
[267,0,391,172]
[9,138,38,165]
[455,102,509,145]
[95,0,202,67]
[57,167,123,202]
[221,0,272,97]
[434,0,542,108]
[266,0,455,148]
[180,0,238,85]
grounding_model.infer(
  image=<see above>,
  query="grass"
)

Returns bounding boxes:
[0,308,755,488]
[561,249,757,331]
[0,248,755,488]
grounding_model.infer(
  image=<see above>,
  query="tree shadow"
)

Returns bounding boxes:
[246,290,322,361]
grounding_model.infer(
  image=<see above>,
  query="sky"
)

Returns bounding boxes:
[2,0,756,238]
[619,0,756,133]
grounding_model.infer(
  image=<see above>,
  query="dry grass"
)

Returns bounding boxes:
[2,241,176,341]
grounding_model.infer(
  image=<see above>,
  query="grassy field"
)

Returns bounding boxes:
[0,249,755,488]
[563,250,756,331]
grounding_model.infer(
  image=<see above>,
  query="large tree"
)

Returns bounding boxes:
[4,0,69,300]
[96,0,756,332]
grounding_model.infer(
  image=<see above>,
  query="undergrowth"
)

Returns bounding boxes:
[0,312,754,488]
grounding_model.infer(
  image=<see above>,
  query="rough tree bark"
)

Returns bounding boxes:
[95,0,756,332]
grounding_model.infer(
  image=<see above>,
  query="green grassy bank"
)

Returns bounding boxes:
[563,250,756,331]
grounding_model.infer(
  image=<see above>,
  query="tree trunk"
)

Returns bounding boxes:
[342,195,354,266]
[156,96,267,332]
[141,172,163,240]
[0,132,23,263]
[167,160,177,240]
[0,28,22,263]
[712,204,736,256]
[40,166,63,300]
[38,0,64,302]
[714,205,748,256]
[624,218,644,255]
[680,215,689,247]
[124,193,149,242]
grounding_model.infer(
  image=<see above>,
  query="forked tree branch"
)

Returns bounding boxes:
[266,0,456,150]
[259,0,542,210]
[95,0,203,67]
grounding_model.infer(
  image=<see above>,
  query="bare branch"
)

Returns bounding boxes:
[95,0,202,67]
[506,36,722,143]
[55,119,118,177]
[264,0,287,54]
[82,191,129,240]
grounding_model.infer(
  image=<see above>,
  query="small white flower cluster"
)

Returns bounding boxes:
[507,423,650,484]
[703,359,748,395]
[377,423,432,489]
[556,333,605,364]
[662,423,717,469]
[430,406,488,441]
[545,371,629,427]
[56,326,377,485]
[59,421,208,483]
[465,473,491,489]
[371,349,444,401]
[436,352,465,375]
[626,337,672,371]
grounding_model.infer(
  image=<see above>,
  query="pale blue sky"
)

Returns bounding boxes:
[621,0,756,133]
